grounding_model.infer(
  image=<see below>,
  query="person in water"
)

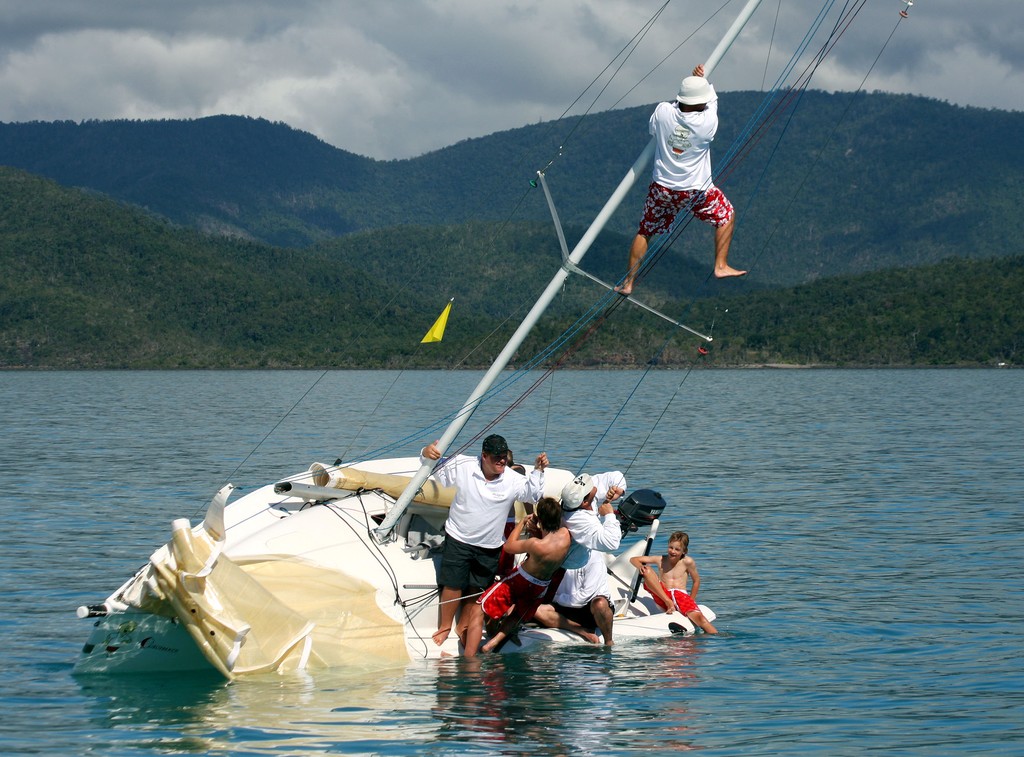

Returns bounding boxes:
[422,434,547,657]
[629,530,718,634]
[615,64,745,296]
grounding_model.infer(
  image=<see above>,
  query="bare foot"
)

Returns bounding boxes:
[580,630,601,644]
[432,627,451,646]
[613,283,633,296]
[714,265,747,279]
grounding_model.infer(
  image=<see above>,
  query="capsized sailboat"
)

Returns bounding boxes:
[75,458,714,675]
[74,0,797,677]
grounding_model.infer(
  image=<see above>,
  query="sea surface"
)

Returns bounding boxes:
[1,369,1022,755]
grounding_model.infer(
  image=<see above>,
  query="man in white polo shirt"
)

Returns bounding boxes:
[421,433,547,656]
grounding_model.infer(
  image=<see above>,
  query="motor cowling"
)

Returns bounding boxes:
[616,488,666,535]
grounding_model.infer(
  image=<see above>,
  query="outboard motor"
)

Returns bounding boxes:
[616,488,666,537]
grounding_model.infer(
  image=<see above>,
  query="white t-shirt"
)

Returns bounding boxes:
[649,86,719,191]
[427,453,545,548]
[561,470,625,570]
[554,548,612,607]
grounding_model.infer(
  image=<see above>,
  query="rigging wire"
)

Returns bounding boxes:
[217,371,333,487]
[601,0,735,115]
[534,1,673,171]
[761,0,783,92]
[624,343,706,477]
[537,0,908,475]
[224,0,907,491]
[743,9,909,276]
[542,370,555,452]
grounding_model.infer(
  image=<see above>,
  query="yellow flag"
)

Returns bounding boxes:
[421,298,454,343]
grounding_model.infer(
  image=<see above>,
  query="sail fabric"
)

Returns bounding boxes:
[420,299,453,343]
[234,557,408,670]
[309,462,455,508]
[150,523,316,678]
[148,516,408,678]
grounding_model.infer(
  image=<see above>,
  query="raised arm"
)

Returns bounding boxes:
[420,440,458,487]
[518,452,548,504]
[502,515,538,555]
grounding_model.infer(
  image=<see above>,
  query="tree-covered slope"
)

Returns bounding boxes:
[2,92,1022,285]
[2,168,1019,369]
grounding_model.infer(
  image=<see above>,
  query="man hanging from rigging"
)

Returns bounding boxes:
[615,64,745,296]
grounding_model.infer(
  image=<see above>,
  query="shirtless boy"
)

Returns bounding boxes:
[630,531,718,634]
[477,497,572,653]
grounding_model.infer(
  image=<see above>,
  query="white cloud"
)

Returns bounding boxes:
[0,0,1020,159]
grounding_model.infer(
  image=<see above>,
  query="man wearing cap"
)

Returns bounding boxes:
[615,63,745,296]
[533,471,626,646]
[421,434,548,656]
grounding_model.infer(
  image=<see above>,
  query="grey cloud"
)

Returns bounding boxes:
[0,0,1019,160]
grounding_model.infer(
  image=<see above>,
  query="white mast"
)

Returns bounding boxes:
[374,0,766,539]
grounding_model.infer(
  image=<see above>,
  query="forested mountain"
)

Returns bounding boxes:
[2,92,1022,286]
[2,167,1019,369]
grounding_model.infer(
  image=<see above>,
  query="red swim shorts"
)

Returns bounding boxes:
[653,585,699,614]
[479,568,550,622]
[638,182,734,236]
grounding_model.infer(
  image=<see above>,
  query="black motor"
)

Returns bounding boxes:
[616,488,667,536]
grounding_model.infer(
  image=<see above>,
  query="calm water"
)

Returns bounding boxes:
[1,369,1022,755]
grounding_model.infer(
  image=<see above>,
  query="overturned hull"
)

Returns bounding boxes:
[75,459,713,678]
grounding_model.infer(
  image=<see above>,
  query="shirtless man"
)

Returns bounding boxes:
[477,497,571,653]
[630,531,718,634]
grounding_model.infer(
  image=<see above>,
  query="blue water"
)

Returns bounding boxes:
[1,369,1022,755]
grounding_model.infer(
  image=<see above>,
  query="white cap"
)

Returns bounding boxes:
[676,76,712,105]
[560,474,594,512]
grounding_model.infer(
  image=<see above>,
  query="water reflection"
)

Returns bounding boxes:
[428,637,706,755]
[76,664,436,754]
[76,672,226,752]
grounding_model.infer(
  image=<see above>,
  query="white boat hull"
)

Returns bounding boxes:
[75,458,714,677]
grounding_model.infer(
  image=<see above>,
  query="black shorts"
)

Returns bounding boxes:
[552,601,598,631]
[438,533,502,592]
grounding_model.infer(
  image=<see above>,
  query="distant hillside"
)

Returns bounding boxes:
[1,168,1019,369]
[3,92,1023,286]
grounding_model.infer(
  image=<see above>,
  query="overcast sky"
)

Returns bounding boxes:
[1,1,1020,160]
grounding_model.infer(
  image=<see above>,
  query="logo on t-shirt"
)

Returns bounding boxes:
[668,125,693,155]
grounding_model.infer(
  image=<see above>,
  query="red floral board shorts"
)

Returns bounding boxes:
[638,182,734,236]
[653,585,699,614]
